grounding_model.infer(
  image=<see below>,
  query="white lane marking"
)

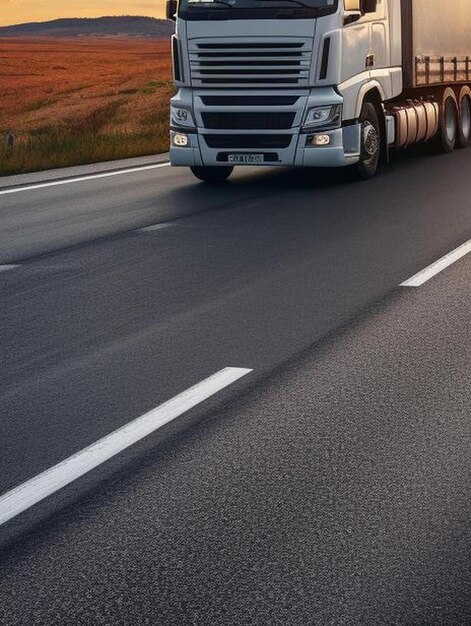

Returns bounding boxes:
[0,162,170,196]
[0,265,20,272]
[138,222,176,233]
[401,238,471,287]
[0,367,252,527]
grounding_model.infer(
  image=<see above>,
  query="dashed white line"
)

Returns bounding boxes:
[401,238,471,287]
[0,162,170,196]
[0,367,252,527]
[138,222,176,233]
[0,265,20,273]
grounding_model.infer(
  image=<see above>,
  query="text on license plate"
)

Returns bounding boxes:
[228,154,264,164]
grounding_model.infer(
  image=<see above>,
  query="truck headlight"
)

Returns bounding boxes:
[302,105,342,131]
[171,106,195,128]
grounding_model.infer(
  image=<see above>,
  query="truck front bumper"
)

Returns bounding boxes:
[170,87,361,168]
[170,125,361,168]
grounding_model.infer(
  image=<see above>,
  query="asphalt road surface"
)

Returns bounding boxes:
[1,148,471,624]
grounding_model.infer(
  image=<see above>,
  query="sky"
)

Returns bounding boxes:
[0,0,167,26]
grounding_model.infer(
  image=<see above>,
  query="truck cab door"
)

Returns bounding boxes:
[341,11,370,84]
[368,0,388,71]
[341,0,388,81]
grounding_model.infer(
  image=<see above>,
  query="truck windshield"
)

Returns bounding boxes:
[179,0,338,20]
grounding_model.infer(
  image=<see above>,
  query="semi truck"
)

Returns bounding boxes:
[166,0,471,182]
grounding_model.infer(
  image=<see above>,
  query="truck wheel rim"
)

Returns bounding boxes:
[445,99,457,143]
[461,97,471,141]
[362,122,380,159]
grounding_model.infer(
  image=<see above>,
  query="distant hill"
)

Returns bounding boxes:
[0,16,174,38]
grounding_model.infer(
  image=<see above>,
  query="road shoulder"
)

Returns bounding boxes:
[0,153,170,191]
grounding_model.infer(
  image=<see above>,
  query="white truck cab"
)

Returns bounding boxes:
[167,0,471,182]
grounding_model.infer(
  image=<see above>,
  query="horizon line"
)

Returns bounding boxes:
[0,15,167,29]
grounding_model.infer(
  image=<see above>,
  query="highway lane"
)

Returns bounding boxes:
[1,145,471,264]
[1,242,471,624]
[1,149,471,551]
[2,149,471,527]
[0,157,323,264]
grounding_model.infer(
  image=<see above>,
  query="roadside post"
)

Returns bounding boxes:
[6,131,14,156]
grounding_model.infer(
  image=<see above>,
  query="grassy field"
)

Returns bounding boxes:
[0,37,173,175]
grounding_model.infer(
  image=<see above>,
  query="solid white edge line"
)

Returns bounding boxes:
[400,238,471,287]
[0,162,170,196]
[0,367,252,527]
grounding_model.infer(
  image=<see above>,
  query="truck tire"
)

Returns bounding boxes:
[439,89,459,152]
[190,166,233,183]
[351,102,381,180]
[457,87,471,148]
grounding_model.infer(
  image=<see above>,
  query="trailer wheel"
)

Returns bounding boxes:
[439,89,459,152]
[457,87,471,148]
[190,166,234,183]
[351,102,381,180]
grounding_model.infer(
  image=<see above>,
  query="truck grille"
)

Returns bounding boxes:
[201,112,296,130]
[190,40,312,87]
[203,134,292,149]
[200,95,300,106]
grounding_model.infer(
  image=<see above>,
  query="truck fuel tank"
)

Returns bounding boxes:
[390,101,439,148]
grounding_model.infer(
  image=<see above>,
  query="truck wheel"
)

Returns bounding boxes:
[439,89,459,152]
[457,87,471,148]
[190,166,233,183]
[352,102,381,180]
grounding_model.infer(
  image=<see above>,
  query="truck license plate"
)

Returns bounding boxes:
[228,154,264,164]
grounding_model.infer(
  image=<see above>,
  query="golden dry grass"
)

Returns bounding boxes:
[0,37,173,175]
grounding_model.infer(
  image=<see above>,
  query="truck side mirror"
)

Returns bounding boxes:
[344,0,361,24]
[166,0,178,21]
[344,0,361,10]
